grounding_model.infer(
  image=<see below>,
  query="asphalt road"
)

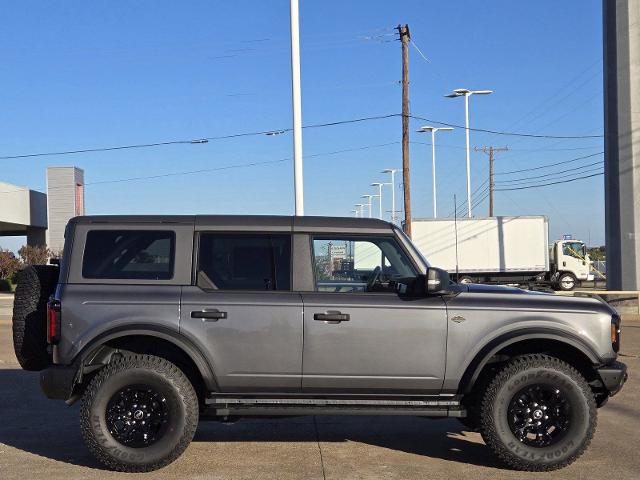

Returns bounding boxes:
[0,293,638,480]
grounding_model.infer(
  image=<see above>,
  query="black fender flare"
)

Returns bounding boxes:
[74,324,218,391]
[458,327,602,394]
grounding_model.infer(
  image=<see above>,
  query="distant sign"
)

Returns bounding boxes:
[330,245,346,259]
[562,234,573,240]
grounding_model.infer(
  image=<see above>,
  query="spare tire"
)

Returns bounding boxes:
[12,265,59,371]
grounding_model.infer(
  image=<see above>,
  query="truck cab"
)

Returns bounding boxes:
[550,239,595,290]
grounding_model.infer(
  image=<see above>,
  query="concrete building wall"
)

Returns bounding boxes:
[46,167,85,253]
[603,0,640,289]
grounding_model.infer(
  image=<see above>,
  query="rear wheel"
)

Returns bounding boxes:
[458,275,474,285]
[80,354,199,472]
[480,354,596,471]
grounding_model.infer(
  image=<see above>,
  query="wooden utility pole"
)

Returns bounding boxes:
[398,24,412,237]
[475,146,508,216]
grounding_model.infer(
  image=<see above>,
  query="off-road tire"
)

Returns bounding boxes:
[480,354,596,471]
[12,265,59,371]
[80,354,199,472]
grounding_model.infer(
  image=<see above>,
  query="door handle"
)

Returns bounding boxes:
[313,312,350,323]
[191,310,227,321]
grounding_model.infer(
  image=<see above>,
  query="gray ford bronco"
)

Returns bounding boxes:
[12,215,626,472]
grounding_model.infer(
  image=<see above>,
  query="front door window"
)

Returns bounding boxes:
[312,236,416,293]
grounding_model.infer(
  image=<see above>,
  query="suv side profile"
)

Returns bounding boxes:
[12,215,626,472]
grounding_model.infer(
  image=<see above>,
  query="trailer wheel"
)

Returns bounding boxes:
[458,275,474,285]
[557,273,577,291]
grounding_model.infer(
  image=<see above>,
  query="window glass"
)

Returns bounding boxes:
[197,234,291,291]
[312,236,416,293]
[563,241,585,259]
[82,230,174,280]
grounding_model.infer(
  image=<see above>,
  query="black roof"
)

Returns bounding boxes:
[69,215,394,233]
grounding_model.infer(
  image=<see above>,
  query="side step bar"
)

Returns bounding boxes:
[204,397,466,418]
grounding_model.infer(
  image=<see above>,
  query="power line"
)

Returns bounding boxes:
[408,114,603,139]
[495,166,603,187]
[494,151,604,175]
[495,172,603,191]
[0,114,399,160]
[496,160,604,184]
[0,140,401,194]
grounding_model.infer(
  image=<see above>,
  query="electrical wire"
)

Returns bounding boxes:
[408,114,603,139]
[494,151,604,175]
[0,114,399,160]
[495,166,604,187]
[495,172,603,191]
[495,160,604,184]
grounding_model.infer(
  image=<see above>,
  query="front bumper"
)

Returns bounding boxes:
[597,361,627,396]
[40,364,78,401]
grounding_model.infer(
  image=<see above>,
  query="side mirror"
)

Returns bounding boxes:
[426,267,450,294]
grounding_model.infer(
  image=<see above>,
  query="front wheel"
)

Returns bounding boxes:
[80,354,199,472]
[480,354,596,471]
[556,272,577,291]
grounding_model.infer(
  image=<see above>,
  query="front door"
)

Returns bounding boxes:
[181,233,303,393]
[301,235,448,394]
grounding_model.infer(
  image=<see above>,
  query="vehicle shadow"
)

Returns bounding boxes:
[0,369,500,470]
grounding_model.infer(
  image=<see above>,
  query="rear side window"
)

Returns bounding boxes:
[197,234,291,290]
[82,230,175,280]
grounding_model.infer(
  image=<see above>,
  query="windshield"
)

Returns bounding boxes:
[562,241,586,259]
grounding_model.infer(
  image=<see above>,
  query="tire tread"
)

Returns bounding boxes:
[479,353,596,471]
[80,354,199,472]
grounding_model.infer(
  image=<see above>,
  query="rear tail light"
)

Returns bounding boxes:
[611,315,621,353]
[47,299,61,345]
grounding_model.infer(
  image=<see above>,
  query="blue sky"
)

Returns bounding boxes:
[0,0,604,251]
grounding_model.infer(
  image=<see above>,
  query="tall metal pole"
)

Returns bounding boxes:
[464,93,472,218]
[431,129,437,218]
[398,24,412,237]
[371,183,384,219]
[290,0,304,216]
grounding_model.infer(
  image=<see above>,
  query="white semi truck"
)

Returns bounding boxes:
[411,216,595,290]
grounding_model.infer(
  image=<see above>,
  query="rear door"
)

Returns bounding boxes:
[301,235,448,394]
[180,232,303,393]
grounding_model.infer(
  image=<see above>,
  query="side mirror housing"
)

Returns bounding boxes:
[426,267,450,294]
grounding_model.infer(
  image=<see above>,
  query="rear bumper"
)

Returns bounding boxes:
[40,364,78,401]
[597,361,627,396]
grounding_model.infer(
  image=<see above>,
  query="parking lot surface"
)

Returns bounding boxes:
[0,294,638,480]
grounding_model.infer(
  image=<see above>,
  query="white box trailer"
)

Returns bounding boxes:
[411,216,550,284]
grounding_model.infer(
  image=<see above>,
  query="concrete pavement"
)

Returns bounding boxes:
[0,296,638,479]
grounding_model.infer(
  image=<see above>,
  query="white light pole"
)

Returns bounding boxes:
[370,182,384,219]
[290,0,304,216]
[417,126,453,218]
[350,209,358,218]
[382,168,400,224]
[354,203,364,218]
[361,195,376,218]
[445,88,492,217]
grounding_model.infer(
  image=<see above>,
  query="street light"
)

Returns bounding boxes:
[417,126,453,218]
[445,88,493,217]
[370,182,384,219]
[361,194,377,219]
[381,168,400,224]
[290,0,304,216]
[354,204,364,218]
[350,209,358,218]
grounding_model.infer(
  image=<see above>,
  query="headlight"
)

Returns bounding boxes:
[611,314,621,353]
